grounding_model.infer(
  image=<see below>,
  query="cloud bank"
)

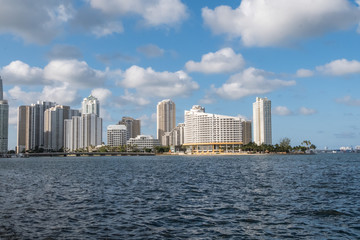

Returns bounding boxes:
[202,0,360,47]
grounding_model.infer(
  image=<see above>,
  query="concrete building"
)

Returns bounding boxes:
[43,105,80,151]
[241,120,252,145]
[64,116,82,152]
[0,76,8,153]
[82,95,100,116]
[169,123,185,146]
[253,97,272,145]
[127,135,160,151]
[107,124,127,147]
[184,105,245,153]
[118,117,140,140]
[157,99,176,146]
[17,101,56,153]
[64,114,102,151]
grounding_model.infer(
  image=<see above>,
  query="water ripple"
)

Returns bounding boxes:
[0,154,360,239]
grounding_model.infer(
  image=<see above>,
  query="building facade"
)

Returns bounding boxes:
[0,76,8,153]
[43,105,80,151]
[118,117,140,140]
[169,123,185,146]
[64,114,102,151]
[82,95,100,116]
[127,135,160,151]
[241,120,252,145]
[253,97,272,145]
[17,101,56,153]
[184,105,245,153]
[157,99,176,145]
[107,124,127,147]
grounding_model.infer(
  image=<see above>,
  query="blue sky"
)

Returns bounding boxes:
[1,0,360,150]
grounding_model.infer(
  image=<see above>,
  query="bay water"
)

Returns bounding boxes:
[0,154,359,239]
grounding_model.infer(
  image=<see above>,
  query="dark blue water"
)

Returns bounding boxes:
[0,154,359,239]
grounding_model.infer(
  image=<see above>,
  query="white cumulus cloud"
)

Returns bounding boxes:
[299,107,317,115]
[316,59,360,75]
[89,0,188,27]
[115,90,151,107]
[296,69,314,78]
[202,0,360,47]
[8,84,79,106]
[1,61,44,85]
[137,44,165,58]
[215,68,296,100]
[336,96,360,106]
[91,88,112,104]
[119,65,199,98]
[273,106,293,116]
[2,59,106,88]
[44,59,106,88]
[185,48,245,74]
[0,0,74,44]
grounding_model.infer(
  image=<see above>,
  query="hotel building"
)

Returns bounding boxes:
[184,105,247,154]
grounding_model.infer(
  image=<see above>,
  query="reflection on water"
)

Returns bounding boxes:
[0,154,360,239]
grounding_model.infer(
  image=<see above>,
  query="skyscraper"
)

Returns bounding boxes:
[17,101,79,153]
[43,105,80,151]
[64,94,102,152]
[0,76,8,153]
[253,97,272,145]
[156,99,176,145]
[17,101,56,153]
[82,95,100,116]
[118,117,141,140]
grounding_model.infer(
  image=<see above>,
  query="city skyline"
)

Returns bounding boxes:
[1,1,360,149]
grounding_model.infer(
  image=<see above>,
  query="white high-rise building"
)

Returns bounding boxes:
[157,99,176,145]
[82,95,100,117]
[0,76,8,153]
[169,123,185,146]
[184,105,245,153]
[253,97,272,145]
[64,114,102,151]
[184,105,244,144]
[44,105,80,151]
[107,125,127,147]
[64,116,82,151]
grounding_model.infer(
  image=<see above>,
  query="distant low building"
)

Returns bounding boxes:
[127,135,160,151]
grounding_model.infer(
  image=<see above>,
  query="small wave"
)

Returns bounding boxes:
[312,209,347,217]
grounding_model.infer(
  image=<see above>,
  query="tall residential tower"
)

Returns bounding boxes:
[118,117,141,140]
[253,97,272,145]
[82,95,100,116]
[0,76,8,153]
[157,99,176,145]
